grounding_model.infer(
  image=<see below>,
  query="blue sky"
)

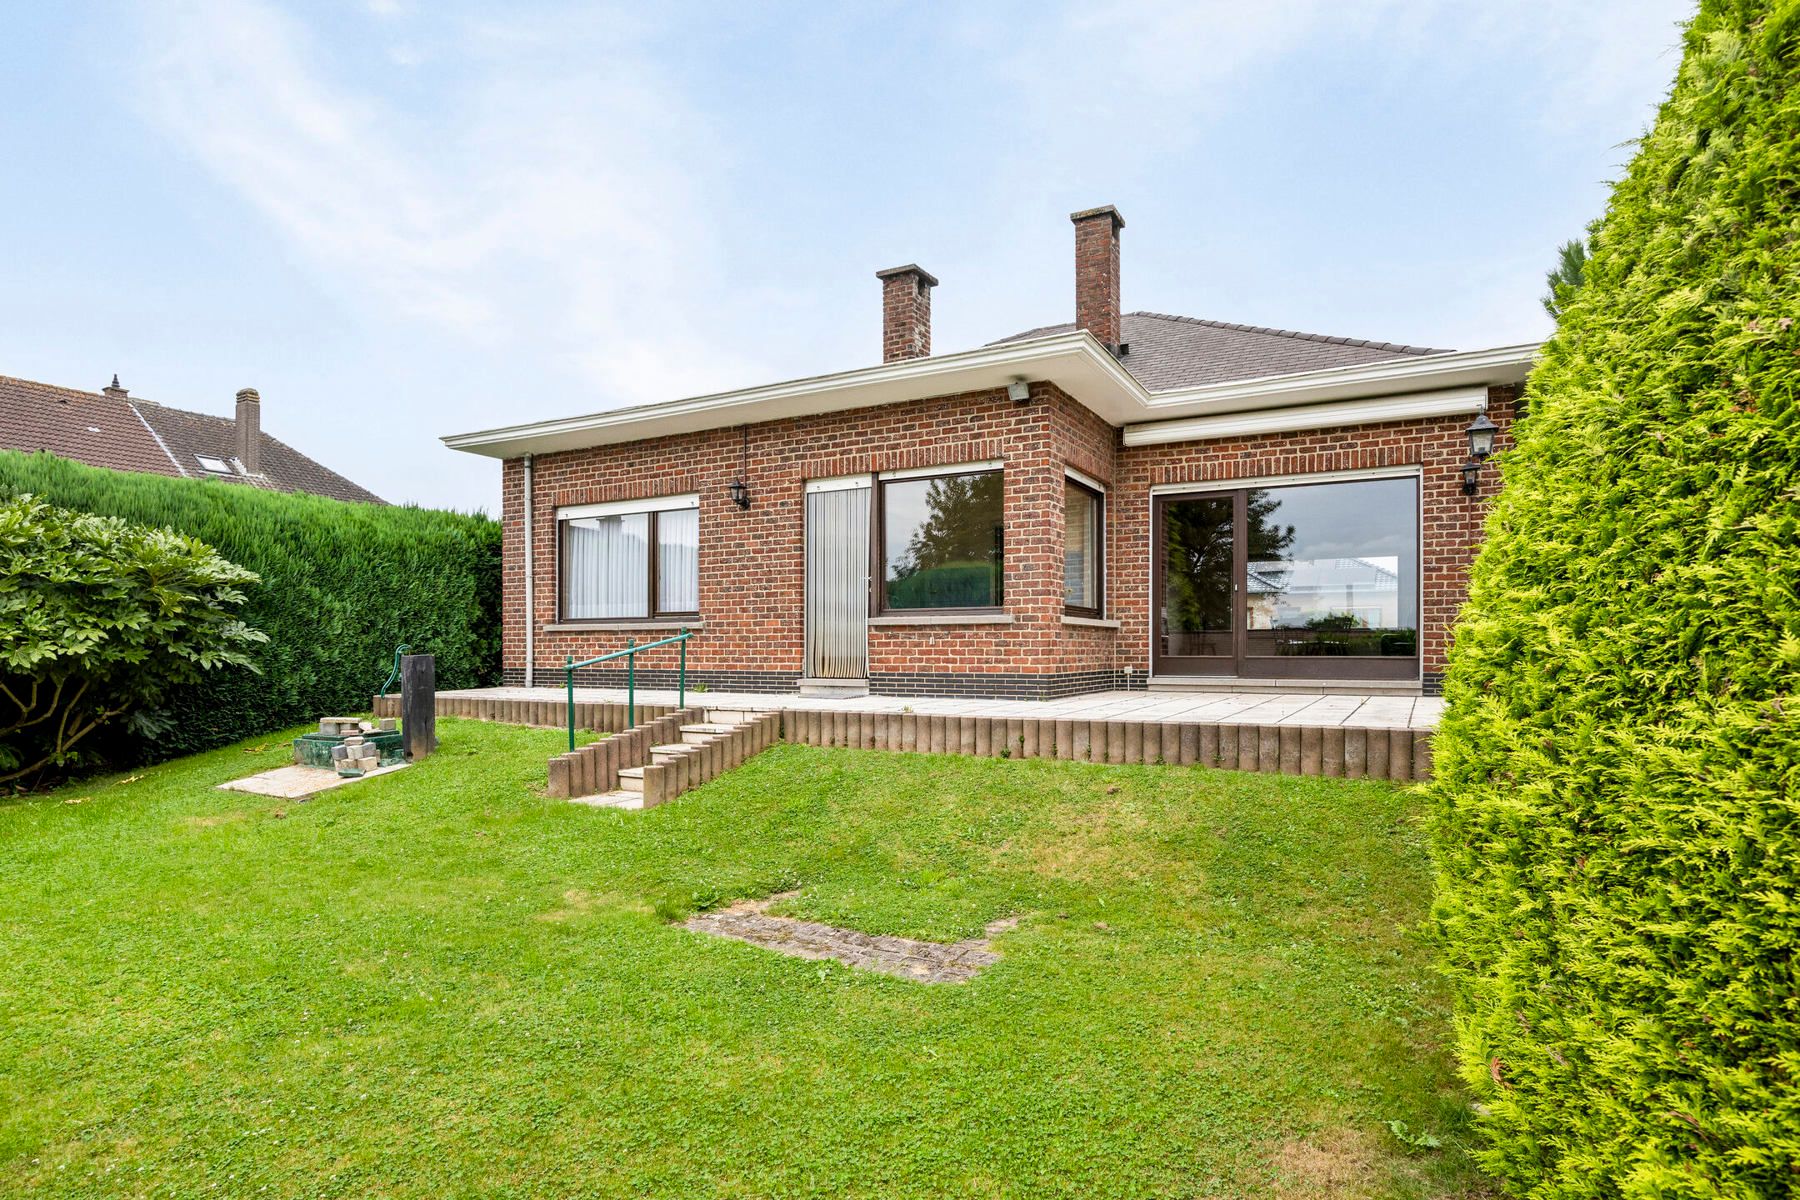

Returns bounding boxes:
[2,1,1693,513]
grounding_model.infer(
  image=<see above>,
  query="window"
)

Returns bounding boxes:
[878,467,1004,611]
[1063,476,1103,616]
[558,495,699,621]
[1154,474,1420,681]
[1243,478,1417,661]
[195,454,233,474]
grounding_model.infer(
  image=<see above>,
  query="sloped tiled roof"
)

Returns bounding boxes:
[133,402,385,505]
[0,375,181,478]
[989,311,1448,391]
[0,373,385,504]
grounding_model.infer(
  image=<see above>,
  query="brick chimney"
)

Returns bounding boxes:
[235,388,261,475]
[876,264,937,362]
[1071,205,1125,352]
[102,374,128,401]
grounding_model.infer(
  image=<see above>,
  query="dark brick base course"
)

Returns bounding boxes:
[1422,672,1445,697]
[870,669,1133,700]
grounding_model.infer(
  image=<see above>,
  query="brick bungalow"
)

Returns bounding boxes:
[446,206,1532,699]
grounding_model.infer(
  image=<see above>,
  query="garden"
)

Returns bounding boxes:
[0,720,1488,1198]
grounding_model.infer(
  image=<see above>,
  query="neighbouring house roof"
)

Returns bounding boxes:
[0,373,385,505]
[989,311,1448,391]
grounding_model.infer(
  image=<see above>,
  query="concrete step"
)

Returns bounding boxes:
[681,722,740,737]
[570,790,642,810]
[799,678,869,698]
[618,767,645,792]
[651,743,696,763]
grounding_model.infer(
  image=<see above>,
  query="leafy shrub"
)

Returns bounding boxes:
[0,494,265,784]
[0,452,501,760]
[1429,3,1800,1195]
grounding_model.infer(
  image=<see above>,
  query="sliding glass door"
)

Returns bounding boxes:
[1153,475,1419,681]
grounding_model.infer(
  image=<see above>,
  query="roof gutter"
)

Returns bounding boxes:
[443,331,1143,459]
[1135,342,1539,418]
[442,336,1539,460]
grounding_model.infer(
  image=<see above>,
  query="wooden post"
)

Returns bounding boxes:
[401,654,437,761]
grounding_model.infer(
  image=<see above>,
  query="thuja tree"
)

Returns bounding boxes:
[0,494,264,786]
[1428,3,1800,1194]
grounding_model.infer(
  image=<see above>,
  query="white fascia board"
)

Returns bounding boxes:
[442,331,1146,458]
[441,333,1538,461]
[1121,386,1489,446]
[1132,343,1538,422]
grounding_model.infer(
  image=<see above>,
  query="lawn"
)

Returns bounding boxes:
[0,718,1489,1198]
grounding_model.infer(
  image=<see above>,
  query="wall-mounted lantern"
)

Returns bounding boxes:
[728,426,752,509]
[1461,411,1499,496]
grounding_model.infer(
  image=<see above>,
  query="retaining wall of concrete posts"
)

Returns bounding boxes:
[638,713,783,808]
[545,708,703,800]
[775,709,1431,783]
[373,693,677,734]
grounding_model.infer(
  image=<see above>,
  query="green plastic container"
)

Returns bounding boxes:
[292,729,405,769]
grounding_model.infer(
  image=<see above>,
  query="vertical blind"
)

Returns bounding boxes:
[1064,481,1098,610]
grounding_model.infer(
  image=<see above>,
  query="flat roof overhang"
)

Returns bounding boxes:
[442,331,1538,460]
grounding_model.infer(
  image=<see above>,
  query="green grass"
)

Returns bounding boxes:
[0,719,1491,1198]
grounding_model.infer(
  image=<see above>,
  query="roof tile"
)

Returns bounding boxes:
[989,311,1449,391]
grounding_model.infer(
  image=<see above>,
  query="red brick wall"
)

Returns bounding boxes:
[1110,384,1519,684]
[499,382,1516,693]
[503,383,1101,687]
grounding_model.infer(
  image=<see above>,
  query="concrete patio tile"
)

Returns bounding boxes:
[436,683,1442,733]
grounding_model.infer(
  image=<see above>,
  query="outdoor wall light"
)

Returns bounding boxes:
[1461,411,1499,496]
[1465,411,1499,460]
[728,426,752,509]
[1007,377,1031,403]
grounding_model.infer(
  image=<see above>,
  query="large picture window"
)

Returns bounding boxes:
[1154,474,1418,680]
[878,468,1004,611]
[1063,476,1103,616]
[558,495,699,622]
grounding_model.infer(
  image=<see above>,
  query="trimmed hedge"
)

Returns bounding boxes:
[0,451,500,759]
[1429,3,1800,1196]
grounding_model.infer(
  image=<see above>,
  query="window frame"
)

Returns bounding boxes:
[555,496,701,625]
[872,464,1007,616]
[1062,472,1105,619]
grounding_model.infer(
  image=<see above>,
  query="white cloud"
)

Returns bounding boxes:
[136,0,763,412]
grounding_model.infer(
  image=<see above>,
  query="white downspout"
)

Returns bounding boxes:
[522,453,535,688]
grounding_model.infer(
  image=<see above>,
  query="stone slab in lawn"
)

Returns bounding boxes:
[685,894,1014,984]
[218,762,409,799]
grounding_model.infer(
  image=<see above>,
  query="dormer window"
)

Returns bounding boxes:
[195,454,233,474]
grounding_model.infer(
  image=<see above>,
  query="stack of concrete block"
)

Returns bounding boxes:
[323,717,398,776]
[319,716,397,738]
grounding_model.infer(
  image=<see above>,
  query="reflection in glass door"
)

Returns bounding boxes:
[1153,476,1420,681]
[1155,493,1237,675]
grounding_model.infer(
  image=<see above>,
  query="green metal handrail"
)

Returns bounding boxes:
[375,644,412,702]
[564,629,692,751]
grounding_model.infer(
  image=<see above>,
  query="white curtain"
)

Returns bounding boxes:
[563,513,649,619]
[1064,483,1096,608]
[656,508,699,613]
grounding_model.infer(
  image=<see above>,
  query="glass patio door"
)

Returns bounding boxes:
[1153,476,1420,682]
[1153,493,1240,676]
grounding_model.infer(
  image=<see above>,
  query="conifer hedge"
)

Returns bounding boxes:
[1429,2,1800,1194]
[0,451,500,758]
